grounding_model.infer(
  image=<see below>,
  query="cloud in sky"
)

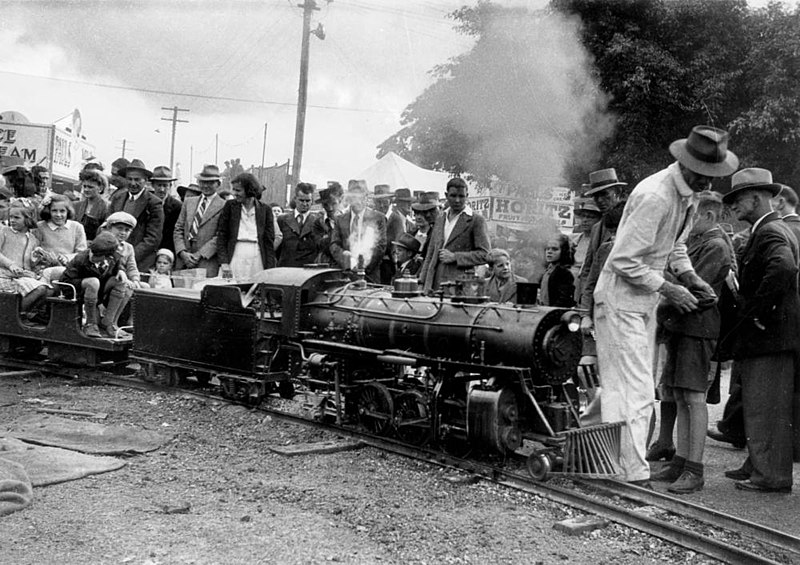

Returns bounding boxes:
[1,0,483,189]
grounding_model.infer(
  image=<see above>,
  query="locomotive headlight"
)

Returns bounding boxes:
[561,311,581,333]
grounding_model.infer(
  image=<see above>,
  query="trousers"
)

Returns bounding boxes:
[740,352,794,489]
[595,302,656,481]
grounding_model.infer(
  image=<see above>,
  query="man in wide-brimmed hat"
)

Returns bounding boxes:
[716,168,799,493]
[330,179,386,282]
[173,164,227,276]
[593,125,739,489]
[150,165,182,254]
[108,158,164,271]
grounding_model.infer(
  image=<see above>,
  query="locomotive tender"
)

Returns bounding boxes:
[0,266,621,478]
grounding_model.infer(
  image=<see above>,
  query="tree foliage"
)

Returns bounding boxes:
[380,0,800,190]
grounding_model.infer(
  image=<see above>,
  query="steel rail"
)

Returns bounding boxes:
[4,362,796,565]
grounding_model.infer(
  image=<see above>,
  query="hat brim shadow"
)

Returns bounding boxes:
[584,182,627,196]
[721,183,783,204]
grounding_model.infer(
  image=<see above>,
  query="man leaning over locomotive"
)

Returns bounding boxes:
[593,125,739,487]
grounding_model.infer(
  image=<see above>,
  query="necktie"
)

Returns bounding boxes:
[350,213,360,242]
[297,213,305,230]
[189,196,207,240]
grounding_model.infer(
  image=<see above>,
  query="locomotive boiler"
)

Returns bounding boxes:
[130,266,621,479]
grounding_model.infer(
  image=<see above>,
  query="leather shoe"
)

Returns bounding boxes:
[83,323,102,338]
[735,480,791,493]
[668,470,704,494]
[645,442,676,462]
[650,464,683,482]
[724,468,750,481]
[706,428,746,449]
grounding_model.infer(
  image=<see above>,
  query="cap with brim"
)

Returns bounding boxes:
[105,211,137,229]
[156,248,175,263]
[394,188,413,202]
[574,198,601,214]
[119,158,152,179]
[584,168,627,196]
[373,184,394,200]
[669,125,739,178]
[721,167,783,204]
[392,233,421,254]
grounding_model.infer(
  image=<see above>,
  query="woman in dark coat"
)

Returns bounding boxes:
[217,173,276,280]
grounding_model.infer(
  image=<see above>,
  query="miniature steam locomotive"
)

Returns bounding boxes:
[0,266,621,479]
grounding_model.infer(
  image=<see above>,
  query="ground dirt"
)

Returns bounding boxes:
[0,373,714,565]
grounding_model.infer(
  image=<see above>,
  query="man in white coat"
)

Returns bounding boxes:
[593,126,739,486]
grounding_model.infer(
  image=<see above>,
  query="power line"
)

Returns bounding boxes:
[0,69,393,114]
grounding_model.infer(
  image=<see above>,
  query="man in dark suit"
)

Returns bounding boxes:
[330,180,386,283]
[277,182,318,267]
[773,184,800,244]
[150,165,182,254]
[312,181,343,265]
[419,178,490,291]
[373,184,407,284]
[391,232,423,282]
[721,167,800,493]
[108,158,164,271]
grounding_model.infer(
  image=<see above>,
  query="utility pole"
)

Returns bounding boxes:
[115,138,132,158]
[215,133,219,166]
[261,122,268,184]
[161,106,189,172]
[291,0,323,188]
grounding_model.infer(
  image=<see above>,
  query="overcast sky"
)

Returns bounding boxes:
[0,0,792,188]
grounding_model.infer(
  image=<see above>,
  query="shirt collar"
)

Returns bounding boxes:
[294,209,305,220]
[128,189,145,202]
[447,205,473,221]
[47,221,66,231]
[668,162,696,199]
[752,211,773,233]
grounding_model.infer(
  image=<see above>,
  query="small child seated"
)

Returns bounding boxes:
[60,232,131,339]
[0,203,51,313]
[148,249,174,289]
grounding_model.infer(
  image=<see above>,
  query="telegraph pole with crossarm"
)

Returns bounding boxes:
[161,106,189,172]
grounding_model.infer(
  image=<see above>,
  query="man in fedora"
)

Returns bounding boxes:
[312,181,344,265]
[373,184,407,284]
[394,187,416,232]
[150,165,182,254]
[419,178,490,292]
[593,125,739,487]
[330,180,386,282]
[277,182,318,267]
[108,158,164,271]
[173,164,227,277]
[719,168,799,493]
[177,183,202,202]
[571,195,602,286]
[577,169,627,318]
[411,191,441,250]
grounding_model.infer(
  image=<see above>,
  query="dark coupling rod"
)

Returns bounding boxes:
[377,354,417,366]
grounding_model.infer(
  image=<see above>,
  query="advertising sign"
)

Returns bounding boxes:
[52,127,95,181]
[0,122,51,167]
[469,196,491,218]
[491,187,574,230]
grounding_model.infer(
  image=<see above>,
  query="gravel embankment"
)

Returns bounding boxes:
[0,374,711,565]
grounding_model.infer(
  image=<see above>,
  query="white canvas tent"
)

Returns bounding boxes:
[359,151,451,196]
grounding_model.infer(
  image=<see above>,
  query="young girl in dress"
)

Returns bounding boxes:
[538,233,576,307]
[148,249,174,289]
[0,203,50,313]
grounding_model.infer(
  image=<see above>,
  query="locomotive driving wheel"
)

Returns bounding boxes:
[394,391,430,445]
[357,383,394,436]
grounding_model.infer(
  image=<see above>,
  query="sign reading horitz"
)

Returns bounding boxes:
[470,186,574,230]
[0,109,95,181]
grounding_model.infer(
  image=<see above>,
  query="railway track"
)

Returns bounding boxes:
[4,359,800,565]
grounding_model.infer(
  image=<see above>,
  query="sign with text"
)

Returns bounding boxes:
[0,122,51,167]
[469,196,491,218]
[491,190,574,229]
[51,127,95,181]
